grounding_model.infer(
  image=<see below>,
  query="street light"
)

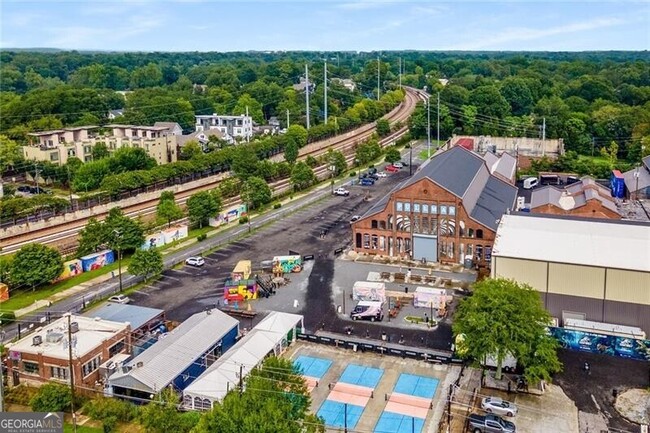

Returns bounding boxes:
[329,164,336,194]
[113,229,123,292]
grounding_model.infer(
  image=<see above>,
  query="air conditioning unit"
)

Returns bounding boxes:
[70,322,79,334]
[32,335,43,346]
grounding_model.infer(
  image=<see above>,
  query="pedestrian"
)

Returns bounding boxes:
[584,362,590,374]
[399,335,405,344]
[424,312,428,324]
[404,286,409,294]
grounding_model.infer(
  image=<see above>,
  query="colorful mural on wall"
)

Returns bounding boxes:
[80,250,115,272]
[549,327,650,361]
[208,204,248,227]
[141,225,189,250]
[55,259,83,282]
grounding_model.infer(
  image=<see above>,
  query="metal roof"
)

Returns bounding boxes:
[359,146,517,230]
[83,304,164,331]
[183,312,303,404]
[108,310,238,394]
[493,213,650,272]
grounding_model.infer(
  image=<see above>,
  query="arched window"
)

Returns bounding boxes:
[371,234,378,249]
[363,234,370,248]
[468,228,474,238]
[387,214,394,230]
[371,220,378,229]
[183,395,192,408]
[379,220,387,230]
[203,399,212,410]
[356,233,362,248]
[194,396,202,410]
[422,217,429,234]
[476,229,483,239]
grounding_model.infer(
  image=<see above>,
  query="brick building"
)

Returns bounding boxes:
[6,315,130,390]
[351,146,518,268]
[529,176,621,219]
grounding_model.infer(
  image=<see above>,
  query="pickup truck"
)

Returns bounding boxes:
[467,413,516,433]
[333,187,350,196]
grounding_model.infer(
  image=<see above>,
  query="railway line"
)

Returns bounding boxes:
[1,87,425,254]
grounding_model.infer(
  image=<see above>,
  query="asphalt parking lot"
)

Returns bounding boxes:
[554,349,650,432]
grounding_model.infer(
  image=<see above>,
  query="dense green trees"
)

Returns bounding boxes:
[290,161,317,191]
[187,190,221,228]
[10,244,63,289]
[156,191,184,227]
[128,248,164,281]
[453,278,562,383]
[241,176,272,209]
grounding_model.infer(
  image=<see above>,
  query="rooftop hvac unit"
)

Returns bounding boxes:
[32,335,43,346]
[46,332,64,343]
[136,362,144,368]
[70,322,79,333]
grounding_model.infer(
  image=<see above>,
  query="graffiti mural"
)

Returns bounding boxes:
[549,327,650,361]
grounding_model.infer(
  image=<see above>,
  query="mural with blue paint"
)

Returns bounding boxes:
[549,327,650,361]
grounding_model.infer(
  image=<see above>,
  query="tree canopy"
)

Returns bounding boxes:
[453,278,562,383]
[10,243,63,289]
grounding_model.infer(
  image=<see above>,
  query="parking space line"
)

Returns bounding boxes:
[160,274,181,281]
[202,257,219,262]
[171,269,193,275]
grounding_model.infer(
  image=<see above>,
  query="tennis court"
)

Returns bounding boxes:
[339,363,384,388]
[374,373,438,433]
[393,373,439,399]
[374,411,425,433]
[294,355,333,391]
[318,400,365,429]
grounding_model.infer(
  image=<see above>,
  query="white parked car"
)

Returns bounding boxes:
[349,215,361,224]
[481,397,518,417]
[108,295,131,304]
[185,256,205,267]
[376,172,387,178]
[333,187,350,197]
[392,162,404,168]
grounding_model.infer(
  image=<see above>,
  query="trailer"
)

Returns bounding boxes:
[352,281,386,303]
[413,287,447,309]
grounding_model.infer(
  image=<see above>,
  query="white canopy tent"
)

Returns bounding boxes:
[182,312,304,410]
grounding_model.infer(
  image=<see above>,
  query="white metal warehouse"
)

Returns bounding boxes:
[491,213,650,334]
[182,311,304,411]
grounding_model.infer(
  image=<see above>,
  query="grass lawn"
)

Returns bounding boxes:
[65,424,103,433]
[418,140,444,160]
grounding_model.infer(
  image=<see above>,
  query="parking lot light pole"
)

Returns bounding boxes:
[113,229,123,292]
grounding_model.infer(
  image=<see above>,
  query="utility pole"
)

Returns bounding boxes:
[113,229,123,292]
[0,361,5,412]
[427,96,431,158]
[67,165,73,210]
[286,109,290,129]
[324,59,328,124]
[377,56,381,101]
[399,57,402,90]
[238,364,244,397]
[542,117,546,157]
[344,402,348,433]
[67,314,78,433]
[437,92,440,149]
[634,164,640,201]
[305,64,310,130]
[34,161,40,193]
[245,106,250,143]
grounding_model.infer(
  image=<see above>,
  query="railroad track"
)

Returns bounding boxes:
[1,87,424,254]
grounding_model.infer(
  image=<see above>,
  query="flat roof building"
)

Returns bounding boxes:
[7,315,130,389]
[492,213,650,333]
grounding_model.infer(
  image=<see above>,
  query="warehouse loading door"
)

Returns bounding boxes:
[413,234,437,262]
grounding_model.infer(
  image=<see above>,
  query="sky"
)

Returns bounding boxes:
[1,0,648,52]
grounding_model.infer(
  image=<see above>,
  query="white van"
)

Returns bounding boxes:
[523,177,539,189]
[350,301,384,322]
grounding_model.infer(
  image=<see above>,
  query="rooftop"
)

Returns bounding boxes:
[105,124,170,131]
[530,176,619,214]
[83,303,164,331]
[108,310,238,393]
[183,312,303,403]
[362,146,518,231]
[492,213,650,272]
[9,315,128,359]
[27,126,99,136]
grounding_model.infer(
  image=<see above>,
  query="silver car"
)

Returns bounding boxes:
[481,397,518,417]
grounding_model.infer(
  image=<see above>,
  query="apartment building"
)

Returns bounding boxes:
[24,124,179,166]
[195,113,252,142]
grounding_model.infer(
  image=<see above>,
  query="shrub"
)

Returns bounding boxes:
[83,396,136,424]
[30,383,72,412]
[239,216,249,224]
[197,233,207,242]
[273,203,282,209]
[349,171,356,177]
[0,311,16,326]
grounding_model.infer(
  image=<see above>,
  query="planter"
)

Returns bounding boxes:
[404,316,438,327]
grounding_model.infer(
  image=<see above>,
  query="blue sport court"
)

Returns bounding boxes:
[393,373,439,399]
[293,355,332,379]
[339,364,384,388]
[374,411,425,433]
[318,400,364,429]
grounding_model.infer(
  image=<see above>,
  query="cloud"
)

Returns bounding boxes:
[48,15,165,48]
[448,16,627,50]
